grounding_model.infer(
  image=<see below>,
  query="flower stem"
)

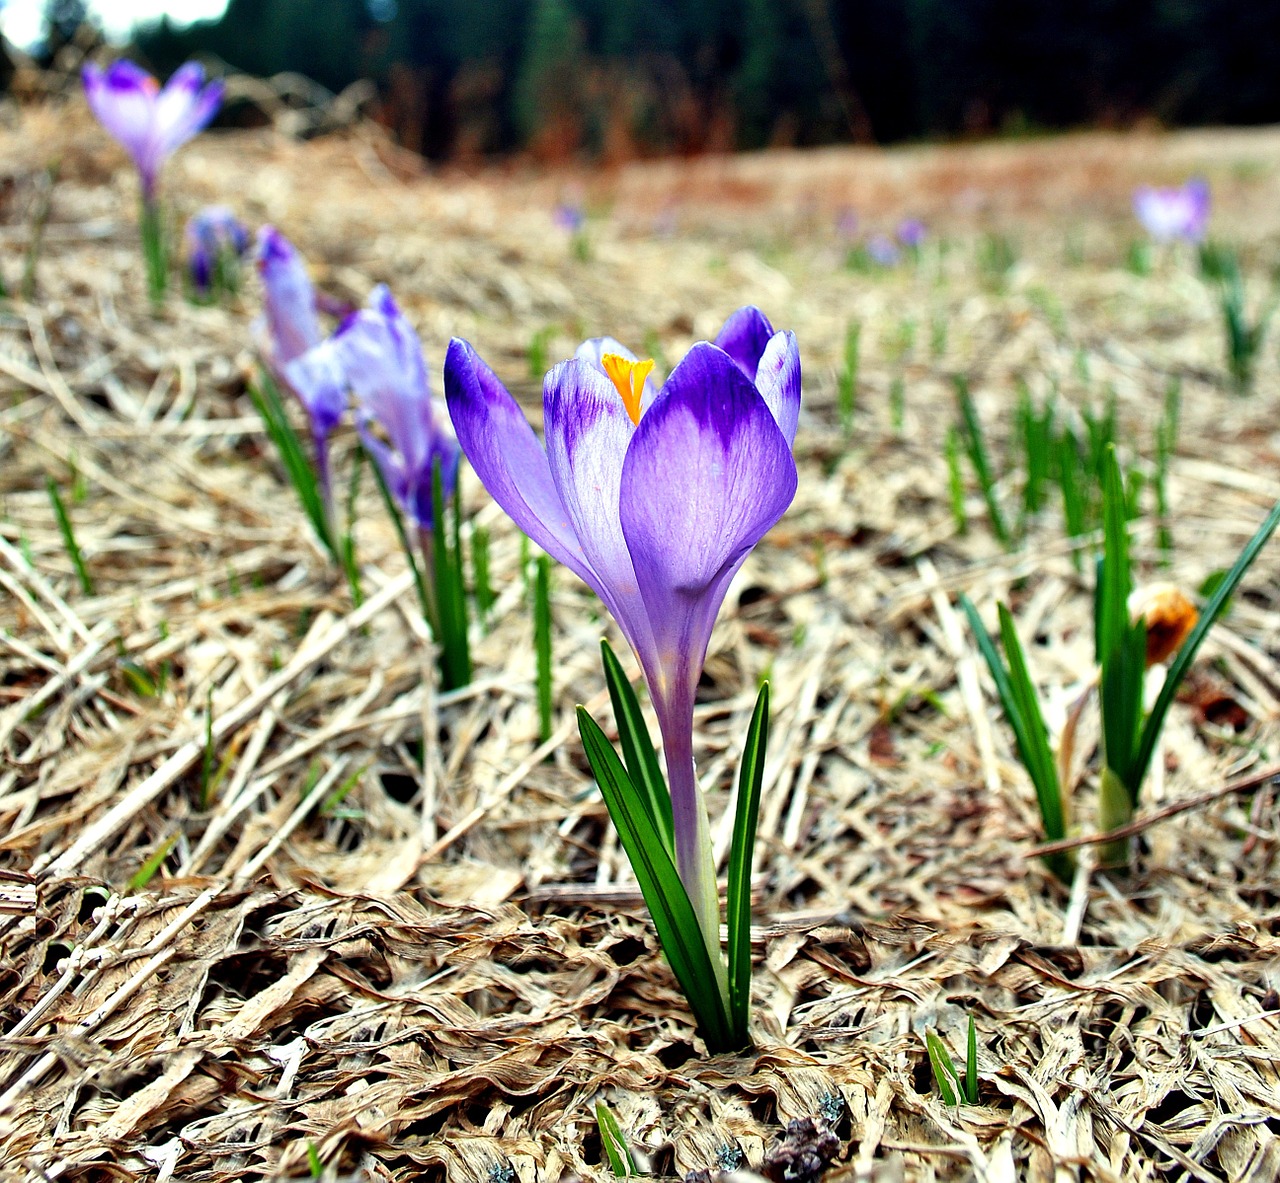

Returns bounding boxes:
[658,698,729,1005]
[140,197,167,304]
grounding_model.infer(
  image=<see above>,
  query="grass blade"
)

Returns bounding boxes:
[431,460,472,690]
[1132,497,1280,795]
[577,707,734,1051]
[472,525,494,624]
[534,554,553,743]
[595,1102,637,1177]
[600,639,673,855]
[727,681,769,1040]
[955,376,1009,544]
[965,1014,978,1104]
[925,1031,959,1106]
[46,476,93,594]
[127,833,178,892]
[945,427,967,535]
[248,372,336,559]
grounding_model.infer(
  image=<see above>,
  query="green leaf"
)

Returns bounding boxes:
[1095,448,1132,665]
[962,595,1071,882]
[1132,498,1280,795]
[432,460,472,690]
[248,372,336,559]
[965,1014,978,1104]
[46,476,94,595]
[600,639,674,855]
[997,605,1066,843]
[727,681,769,1041]
[577,707,735,1051]
[595,1102,638,1177]
[534,555,553,743]
[127,833,178,892]
[955,376,1008,544]
[925,1031,959,1106]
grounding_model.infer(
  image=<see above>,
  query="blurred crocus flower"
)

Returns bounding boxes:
[333,286,460,532]
[256,226,347,511]
[1133,179,1210,243]
[82,60,223,202]
[553,202,586,234]
[835,206,859,241]
[866,234,900,267]
[444,306,799,943]
[184,205,249,297]
[896,217,927,249]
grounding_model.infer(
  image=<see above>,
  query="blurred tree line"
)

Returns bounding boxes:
[128,0,1280,160]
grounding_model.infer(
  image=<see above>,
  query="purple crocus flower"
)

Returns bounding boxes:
[257,226,347,515]
[866,234,900,267]
[1133,178,1211,243]
[183,205,249,295]
[896,217,927,249]
[443,307,799,944]
[333,286,460,532]
[82,60,223,203]
[553,202,586,234]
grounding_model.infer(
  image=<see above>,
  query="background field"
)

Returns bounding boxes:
[1,107,1280,1181]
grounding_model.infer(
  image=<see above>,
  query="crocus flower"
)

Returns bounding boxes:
[896,217,926,249]
[332,286,460,532]
[184,205,249,296]
[82,60,223,203]
[553,202,586,234]
[444,307,799,941]
[866,234,900,267]
[1133,179,1210,243]
[256,226,347,514]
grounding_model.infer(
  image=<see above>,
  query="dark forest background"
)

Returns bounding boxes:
[71,0,1280,160]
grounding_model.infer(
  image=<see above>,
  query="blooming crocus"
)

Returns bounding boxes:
[444,307,799,950]
[1133,178,1210,244]
[897,217,927,249]
[332,285,460,533]
[82,60,223,203]
[183,205,249,297]
[257,226,346,514]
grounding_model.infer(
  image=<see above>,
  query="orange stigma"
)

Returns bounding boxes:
[601,353,654,425]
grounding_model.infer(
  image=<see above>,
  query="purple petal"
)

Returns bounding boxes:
[153,67,223,160]
[619,342,797,705]
[256,226,323,369]
[542,358,656,657]
[332,286,434,477]
[444,338,602,592]
[282,339,347,438]
[83,60,159,189]
[753,330,801,447]
[714,306,775,383]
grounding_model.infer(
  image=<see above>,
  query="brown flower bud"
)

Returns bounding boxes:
[1128,583,1199,667]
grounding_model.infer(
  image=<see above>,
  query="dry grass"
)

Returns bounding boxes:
[1,98,1280,1182]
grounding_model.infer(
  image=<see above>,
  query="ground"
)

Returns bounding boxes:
[1,101,1280,1182]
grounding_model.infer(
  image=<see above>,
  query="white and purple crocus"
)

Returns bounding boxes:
[1133,178,1210,244]
[444,307,799,952]
[256,227,347,517]
[82,60,223,205]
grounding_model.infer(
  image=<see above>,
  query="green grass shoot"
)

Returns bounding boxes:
[472,524,495,624]
[926,1014,979,1106]
[595,1102,639,1177]
[127,834,179,892]
[46,475,94,594]
[837,321,859,435]
[954,376,1009,544]
[889,374,905,433]
[945,426,967,535]
[533,554,553,743]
